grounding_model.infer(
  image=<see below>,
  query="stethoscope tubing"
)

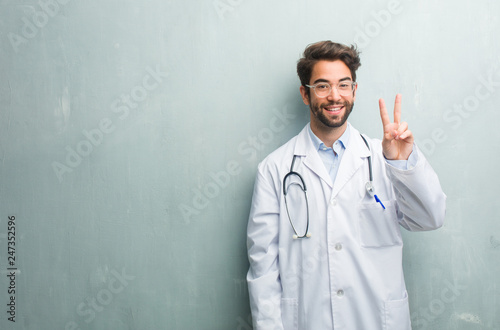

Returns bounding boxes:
[283,155,311,239]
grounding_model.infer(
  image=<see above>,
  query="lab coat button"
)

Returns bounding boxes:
[337,290,344,297]
[330,199,337,206]
[335,243,342,251]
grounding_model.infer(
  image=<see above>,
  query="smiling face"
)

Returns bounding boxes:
[300,60,357,135]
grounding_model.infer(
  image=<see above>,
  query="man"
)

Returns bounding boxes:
[246,41,446,329]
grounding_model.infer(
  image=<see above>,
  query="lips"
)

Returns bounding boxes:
[323,104,344,114]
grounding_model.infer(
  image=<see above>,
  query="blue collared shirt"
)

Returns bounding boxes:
[307,123,350,185]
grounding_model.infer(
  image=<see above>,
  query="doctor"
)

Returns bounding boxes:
[246,41,446,330]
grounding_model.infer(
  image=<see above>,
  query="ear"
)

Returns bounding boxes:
[299,85,310,106]
[352,82,358,102]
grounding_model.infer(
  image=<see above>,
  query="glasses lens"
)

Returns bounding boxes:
[338,82,354,96]
[314,83,331,97]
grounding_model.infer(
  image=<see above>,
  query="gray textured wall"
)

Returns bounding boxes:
[1,0,499,329]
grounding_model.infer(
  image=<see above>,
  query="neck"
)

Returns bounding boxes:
[310,120,348,148]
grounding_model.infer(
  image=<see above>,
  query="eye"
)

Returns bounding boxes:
[338,82,350,89]
[316,83,329,90]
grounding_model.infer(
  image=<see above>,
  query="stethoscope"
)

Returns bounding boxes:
[283,134,385,239]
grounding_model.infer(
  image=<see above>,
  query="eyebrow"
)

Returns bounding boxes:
[312,77,353,84]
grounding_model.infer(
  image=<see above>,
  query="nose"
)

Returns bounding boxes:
[327,85,342,101]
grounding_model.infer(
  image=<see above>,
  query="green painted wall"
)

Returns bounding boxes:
[1,0,499,329]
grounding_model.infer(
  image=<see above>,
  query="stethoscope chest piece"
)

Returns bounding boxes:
[365,181,375,197]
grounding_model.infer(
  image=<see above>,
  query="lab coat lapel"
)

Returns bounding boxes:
[294,125,333,188]
[331,125,371,198]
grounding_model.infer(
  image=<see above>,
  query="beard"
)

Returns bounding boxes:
[310,100,354,128]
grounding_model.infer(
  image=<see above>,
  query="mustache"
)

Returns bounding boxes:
[321,101,348,107]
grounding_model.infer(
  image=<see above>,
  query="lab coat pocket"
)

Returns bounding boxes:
[281,298,298,330]
[358,201,402,248]
[384,292,411,330]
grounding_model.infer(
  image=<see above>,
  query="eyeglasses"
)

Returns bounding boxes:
[306,81,357,97]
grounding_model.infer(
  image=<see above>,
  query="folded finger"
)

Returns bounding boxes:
[398,129,413,140]
[396,121,408,135]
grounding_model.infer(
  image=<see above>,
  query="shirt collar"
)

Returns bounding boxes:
[307,122,351,151]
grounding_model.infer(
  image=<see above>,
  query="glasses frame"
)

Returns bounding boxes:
[306,81,357,98]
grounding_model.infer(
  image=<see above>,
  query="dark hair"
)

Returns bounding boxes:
[297,41,361,91]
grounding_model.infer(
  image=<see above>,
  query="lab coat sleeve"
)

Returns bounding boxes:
[246,163,284,330]
[385,145,447,231]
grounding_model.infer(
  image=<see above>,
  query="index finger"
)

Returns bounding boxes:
[379,98,391,127]
[393,94,402,124]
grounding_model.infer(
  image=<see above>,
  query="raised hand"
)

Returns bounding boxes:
[379,94,414,160]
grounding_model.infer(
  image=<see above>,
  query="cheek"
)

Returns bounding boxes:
[311,95,325,106]
[343,95,354,105]
[310,99,321,110]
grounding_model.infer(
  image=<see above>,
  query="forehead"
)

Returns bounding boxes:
[310,60,352,83]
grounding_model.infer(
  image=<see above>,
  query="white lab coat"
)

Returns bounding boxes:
[246,123,446,330]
